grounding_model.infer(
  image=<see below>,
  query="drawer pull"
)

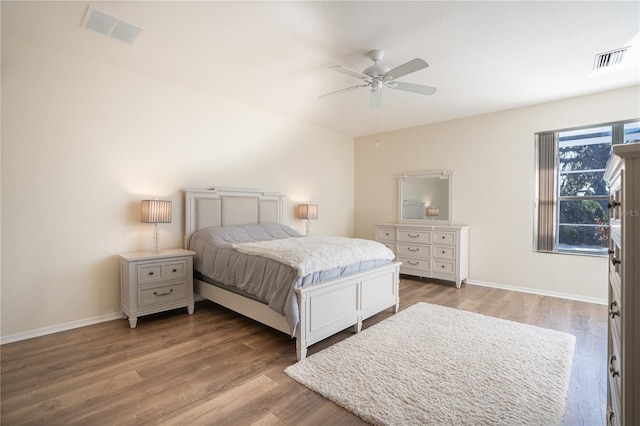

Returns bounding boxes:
[609,355,620,377]
[611,257,621,265]
[407,247,420,252]
[407,234,420,238]
[153,289,174,297]
[407,261,420,266]
[609,301,620,318]
[441,250,446,254]
[608,201,620,209]
[172,268,178,273]
[608,250,615,255]
[441,265,446,269]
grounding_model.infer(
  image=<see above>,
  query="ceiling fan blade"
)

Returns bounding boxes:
[330,65,371,80]
[388,81,437,96]
[383,58,428,80]
[319,84,369,98]
[370,90,382,109]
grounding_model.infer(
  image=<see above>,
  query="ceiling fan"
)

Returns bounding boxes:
[320,49,437,108]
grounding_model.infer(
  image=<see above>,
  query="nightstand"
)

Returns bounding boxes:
[118,249,195,328]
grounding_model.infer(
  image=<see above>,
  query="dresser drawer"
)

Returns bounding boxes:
[397,243,431,260]
[609,189,622,222]
[608,338,622,398]
[433,260,455,274]
[608,280,622,340]
[376,227,396,243]
[138,281,187,307]
[433,245,455,259]
[607,380,621,426]
[434,231,456,244]
[379,242,395,254]
[398,230,432,244]
[399,257,431,275]
[137,260,187,284]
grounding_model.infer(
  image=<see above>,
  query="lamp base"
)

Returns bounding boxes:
[305,220,311,237]
[152,223,160,253]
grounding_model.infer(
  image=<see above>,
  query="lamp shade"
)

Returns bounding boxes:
[426,206,440,217]
[297,204,319,220]
[141,200,172,223]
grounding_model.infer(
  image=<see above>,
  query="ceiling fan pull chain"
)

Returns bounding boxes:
[376,102,380,148]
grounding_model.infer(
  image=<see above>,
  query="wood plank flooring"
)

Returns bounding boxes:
[1,277,607,425]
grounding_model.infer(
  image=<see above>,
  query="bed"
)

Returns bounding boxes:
[184,188,401,360]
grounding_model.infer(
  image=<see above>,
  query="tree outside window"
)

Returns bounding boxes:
[557,126,611,253]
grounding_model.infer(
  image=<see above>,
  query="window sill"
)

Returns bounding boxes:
[554,246,607,257]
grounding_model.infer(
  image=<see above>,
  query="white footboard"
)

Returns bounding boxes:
[295,261,401,360]
[194,262,401,361]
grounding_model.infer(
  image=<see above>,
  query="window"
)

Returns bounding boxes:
[534,119,639,255]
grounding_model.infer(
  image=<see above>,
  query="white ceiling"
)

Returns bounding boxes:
[3,1,639,137]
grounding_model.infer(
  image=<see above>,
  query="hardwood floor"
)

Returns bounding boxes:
[1,277,607,425]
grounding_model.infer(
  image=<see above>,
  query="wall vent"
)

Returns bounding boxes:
[593,47,629,70]
[81,5,143,44]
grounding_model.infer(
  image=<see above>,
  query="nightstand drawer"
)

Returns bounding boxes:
[138,281,187,307]
[137,260,187,284]
[163,261,187,280]
[138,264,163,283]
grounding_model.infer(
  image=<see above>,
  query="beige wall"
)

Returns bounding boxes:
[3,32,637,340]
[1,35,354,338]
[355,86,640,302]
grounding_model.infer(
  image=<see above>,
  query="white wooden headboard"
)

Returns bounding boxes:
[184,188,284,247]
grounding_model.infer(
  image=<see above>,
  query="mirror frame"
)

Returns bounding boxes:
[398,170,454,225]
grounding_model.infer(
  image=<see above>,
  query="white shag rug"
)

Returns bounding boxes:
[285,302,576,426]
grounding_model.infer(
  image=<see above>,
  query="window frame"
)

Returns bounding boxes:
[534,118,639,256]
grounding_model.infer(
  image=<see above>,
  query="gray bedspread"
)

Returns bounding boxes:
[189,223,392,334]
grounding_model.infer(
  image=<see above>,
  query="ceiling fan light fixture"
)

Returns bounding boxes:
[320,49,437,109]
[363,63,390,77]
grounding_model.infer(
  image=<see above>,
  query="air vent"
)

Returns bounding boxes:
[593,47,629,70]
[81,6,143,44]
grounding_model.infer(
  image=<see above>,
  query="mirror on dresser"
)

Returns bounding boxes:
[398,170,454,225]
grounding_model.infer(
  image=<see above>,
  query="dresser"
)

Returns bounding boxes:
[375,223,470,287]
[603,143,640,426]
[119,249,195,328]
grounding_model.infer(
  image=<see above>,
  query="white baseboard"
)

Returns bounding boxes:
[465,279,607,306]
[1,282,605,345]
[1,312,123,345]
